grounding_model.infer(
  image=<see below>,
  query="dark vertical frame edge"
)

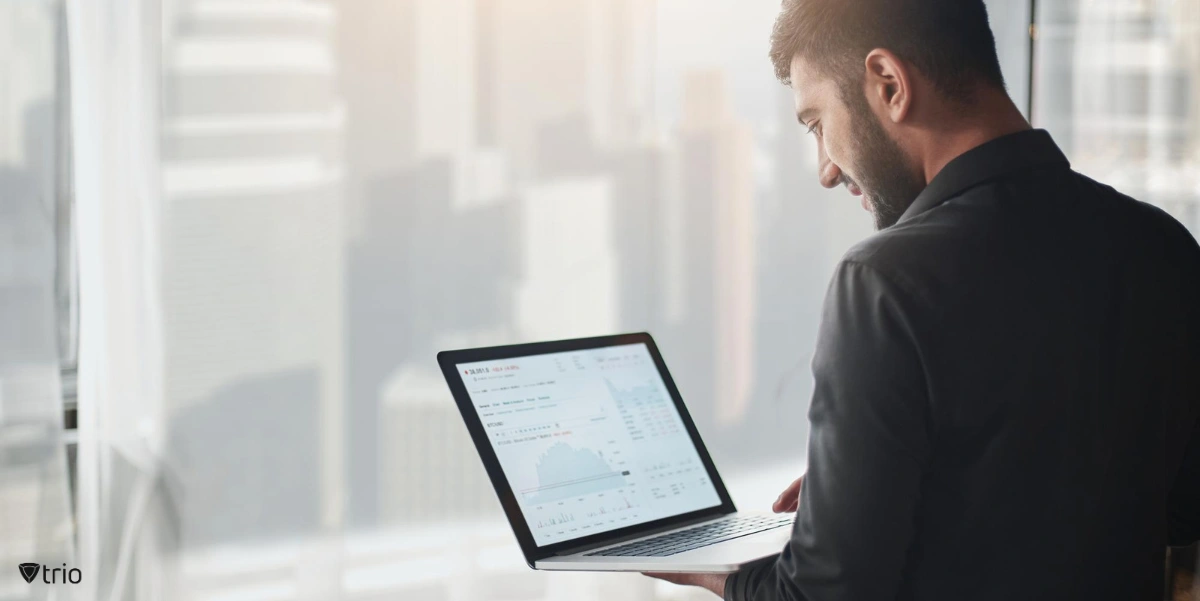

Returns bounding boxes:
[1026,0,1038,123]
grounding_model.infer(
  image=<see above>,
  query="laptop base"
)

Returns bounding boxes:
[534,512,790,572]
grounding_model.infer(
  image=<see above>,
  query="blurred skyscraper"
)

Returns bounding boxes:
[483,0,657,178]
[339,0,417,236]
[532,112,671,333]
[161,0,346,542]
[348,158,518,526]
[377,366,498,525]
[671,70,757,432]
[733,91,832,461]
[517,177,621,340]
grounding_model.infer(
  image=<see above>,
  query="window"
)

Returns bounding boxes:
[0,0,77,586]
[12,1,1196,599]
[1034,0,1200,235]
[149,1,1036,599]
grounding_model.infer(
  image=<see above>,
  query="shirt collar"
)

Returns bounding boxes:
[897,129,1071,225]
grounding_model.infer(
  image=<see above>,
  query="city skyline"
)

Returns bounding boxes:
[333,0,847,538]
[5,0,1197,600]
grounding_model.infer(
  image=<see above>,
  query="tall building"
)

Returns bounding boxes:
[413,0,478,161]
[733,91,829,460]
[0,1,58,367]
[482,0,656,178]
[377,365,498,524]
[341,0,521,526]
[532,112,670,331]
[339,0,489,220]
[348,158,518,525]
[516,177,620,340]
[671,69,757,431]
[168,369,322,545]
[338,0,419,237]
[161,0,346,540]
[606,144,670,331]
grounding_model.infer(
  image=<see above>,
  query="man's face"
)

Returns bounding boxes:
[789,56,926,230]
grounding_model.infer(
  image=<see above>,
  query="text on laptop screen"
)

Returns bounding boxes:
[458,343,722,546]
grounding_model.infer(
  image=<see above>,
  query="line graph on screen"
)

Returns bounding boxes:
[520,442,630,504]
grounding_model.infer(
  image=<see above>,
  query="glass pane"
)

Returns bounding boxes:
[147,1,1038,599]
[0,0,77,598]
[986,0,1034,116]
[1034,0,1200,235]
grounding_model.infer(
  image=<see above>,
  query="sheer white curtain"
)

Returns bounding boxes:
[68,0,168,599]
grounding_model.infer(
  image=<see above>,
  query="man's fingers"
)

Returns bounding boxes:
[772,475,804,513]
[773,497,799,513]
[642,572,696,586]
[771,497,789,513]
[643,571,729,595]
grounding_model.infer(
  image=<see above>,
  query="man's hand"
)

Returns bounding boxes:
[642,477,802,596]
[772,475,804,513]
[643,572,728,597]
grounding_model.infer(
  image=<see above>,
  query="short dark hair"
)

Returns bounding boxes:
[769,0,1006,102]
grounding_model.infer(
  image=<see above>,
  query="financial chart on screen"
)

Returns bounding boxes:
[458,343,722,546]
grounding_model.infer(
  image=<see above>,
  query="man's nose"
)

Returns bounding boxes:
[817,145,841,189]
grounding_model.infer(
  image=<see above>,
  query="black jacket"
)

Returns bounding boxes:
[726,130,1200,601]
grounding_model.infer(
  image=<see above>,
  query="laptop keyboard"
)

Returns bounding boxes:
[584,515,793,558]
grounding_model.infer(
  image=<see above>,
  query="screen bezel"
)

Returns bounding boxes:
[436,332,737,565]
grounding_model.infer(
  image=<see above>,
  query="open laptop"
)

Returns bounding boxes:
[437,332,793,572]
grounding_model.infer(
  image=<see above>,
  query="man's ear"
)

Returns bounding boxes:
[863,49,912,123]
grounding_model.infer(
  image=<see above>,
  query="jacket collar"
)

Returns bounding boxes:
[898,129,1071,225]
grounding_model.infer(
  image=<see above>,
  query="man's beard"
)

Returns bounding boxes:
[842,92,926,230]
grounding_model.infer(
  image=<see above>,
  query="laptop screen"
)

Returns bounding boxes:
[457,342,723,546]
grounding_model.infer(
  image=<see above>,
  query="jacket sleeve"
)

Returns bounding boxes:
[725,260,932,601]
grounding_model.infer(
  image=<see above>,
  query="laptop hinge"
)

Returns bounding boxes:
[552,511,730,557]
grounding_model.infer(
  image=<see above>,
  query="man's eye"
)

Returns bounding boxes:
[806,122,820,136]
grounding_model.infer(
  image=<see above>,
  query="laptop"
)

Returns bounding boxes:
[437,332,793,572]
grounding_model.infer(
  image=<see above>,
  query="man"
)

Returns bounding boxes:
[648,0,1200,599]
